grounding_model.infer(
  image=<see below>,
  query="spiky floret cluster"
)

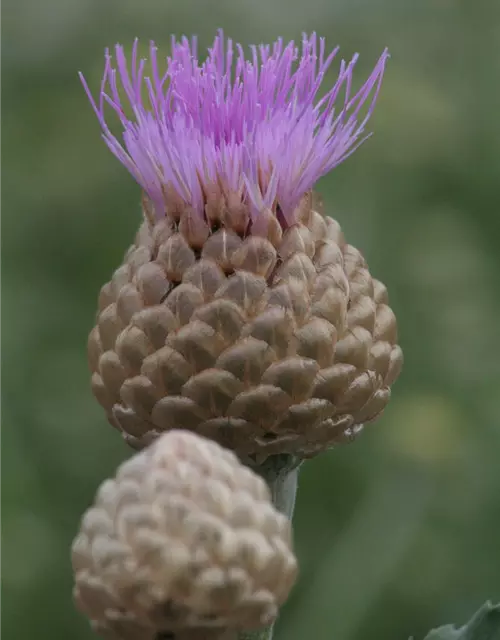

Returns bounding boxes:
[82,32,402,463]
[80,31,388,227]
[72,430,297,640]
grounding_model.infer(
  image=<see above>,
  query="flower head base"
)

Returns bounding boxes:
[81,32,388,229]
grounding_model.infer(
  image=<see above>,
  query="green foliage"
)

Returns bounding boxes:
[421,602,500,640]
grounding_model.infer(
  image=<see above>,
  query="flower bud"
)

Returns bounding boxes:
[72,430,297,639]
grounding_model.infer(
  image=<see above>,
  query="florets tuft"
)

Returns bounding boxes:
[80,31,388,228]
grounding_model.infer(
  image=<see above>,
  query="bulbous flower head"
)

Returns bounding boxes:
[82,31,402,463]
[80,30,388,230]
[72,430,297,640]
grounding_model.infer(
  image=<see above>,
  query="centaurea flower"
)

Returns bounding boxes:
[83,31,402,464]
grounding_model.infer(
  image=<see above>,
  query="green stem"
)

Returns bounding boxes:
[237,454,301,640]
[237,627,274,640]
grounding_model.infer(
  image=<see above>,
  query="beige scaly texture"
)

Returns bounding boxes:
[72,430,297,640]
[89,192,403,463]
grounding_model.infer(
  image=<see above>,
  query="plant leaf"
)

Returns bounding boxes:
[417,602,500,640]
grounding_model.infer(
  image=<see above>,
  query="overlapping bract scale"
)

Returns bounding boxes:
[89,197,402,463]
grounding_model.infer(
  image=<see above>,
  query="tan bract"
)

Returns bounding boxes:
[72,430,297,639]
[89,193,403,463]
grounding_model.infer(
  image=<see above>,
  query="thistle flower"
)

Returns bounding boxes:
[72,430,297,640]
[83,31,403,463]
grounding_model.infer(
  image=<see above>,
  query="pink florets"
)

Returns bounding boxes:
[80,31,388,225]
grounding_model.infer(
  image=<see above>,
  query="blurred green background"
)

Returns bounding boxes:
[3,0,500,638]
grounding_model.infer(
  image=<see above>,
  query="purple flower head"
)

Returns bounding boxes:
[80,31,388,228]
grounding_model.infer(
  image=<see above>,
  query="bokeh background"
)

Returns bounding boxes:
[3,0,500,638]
